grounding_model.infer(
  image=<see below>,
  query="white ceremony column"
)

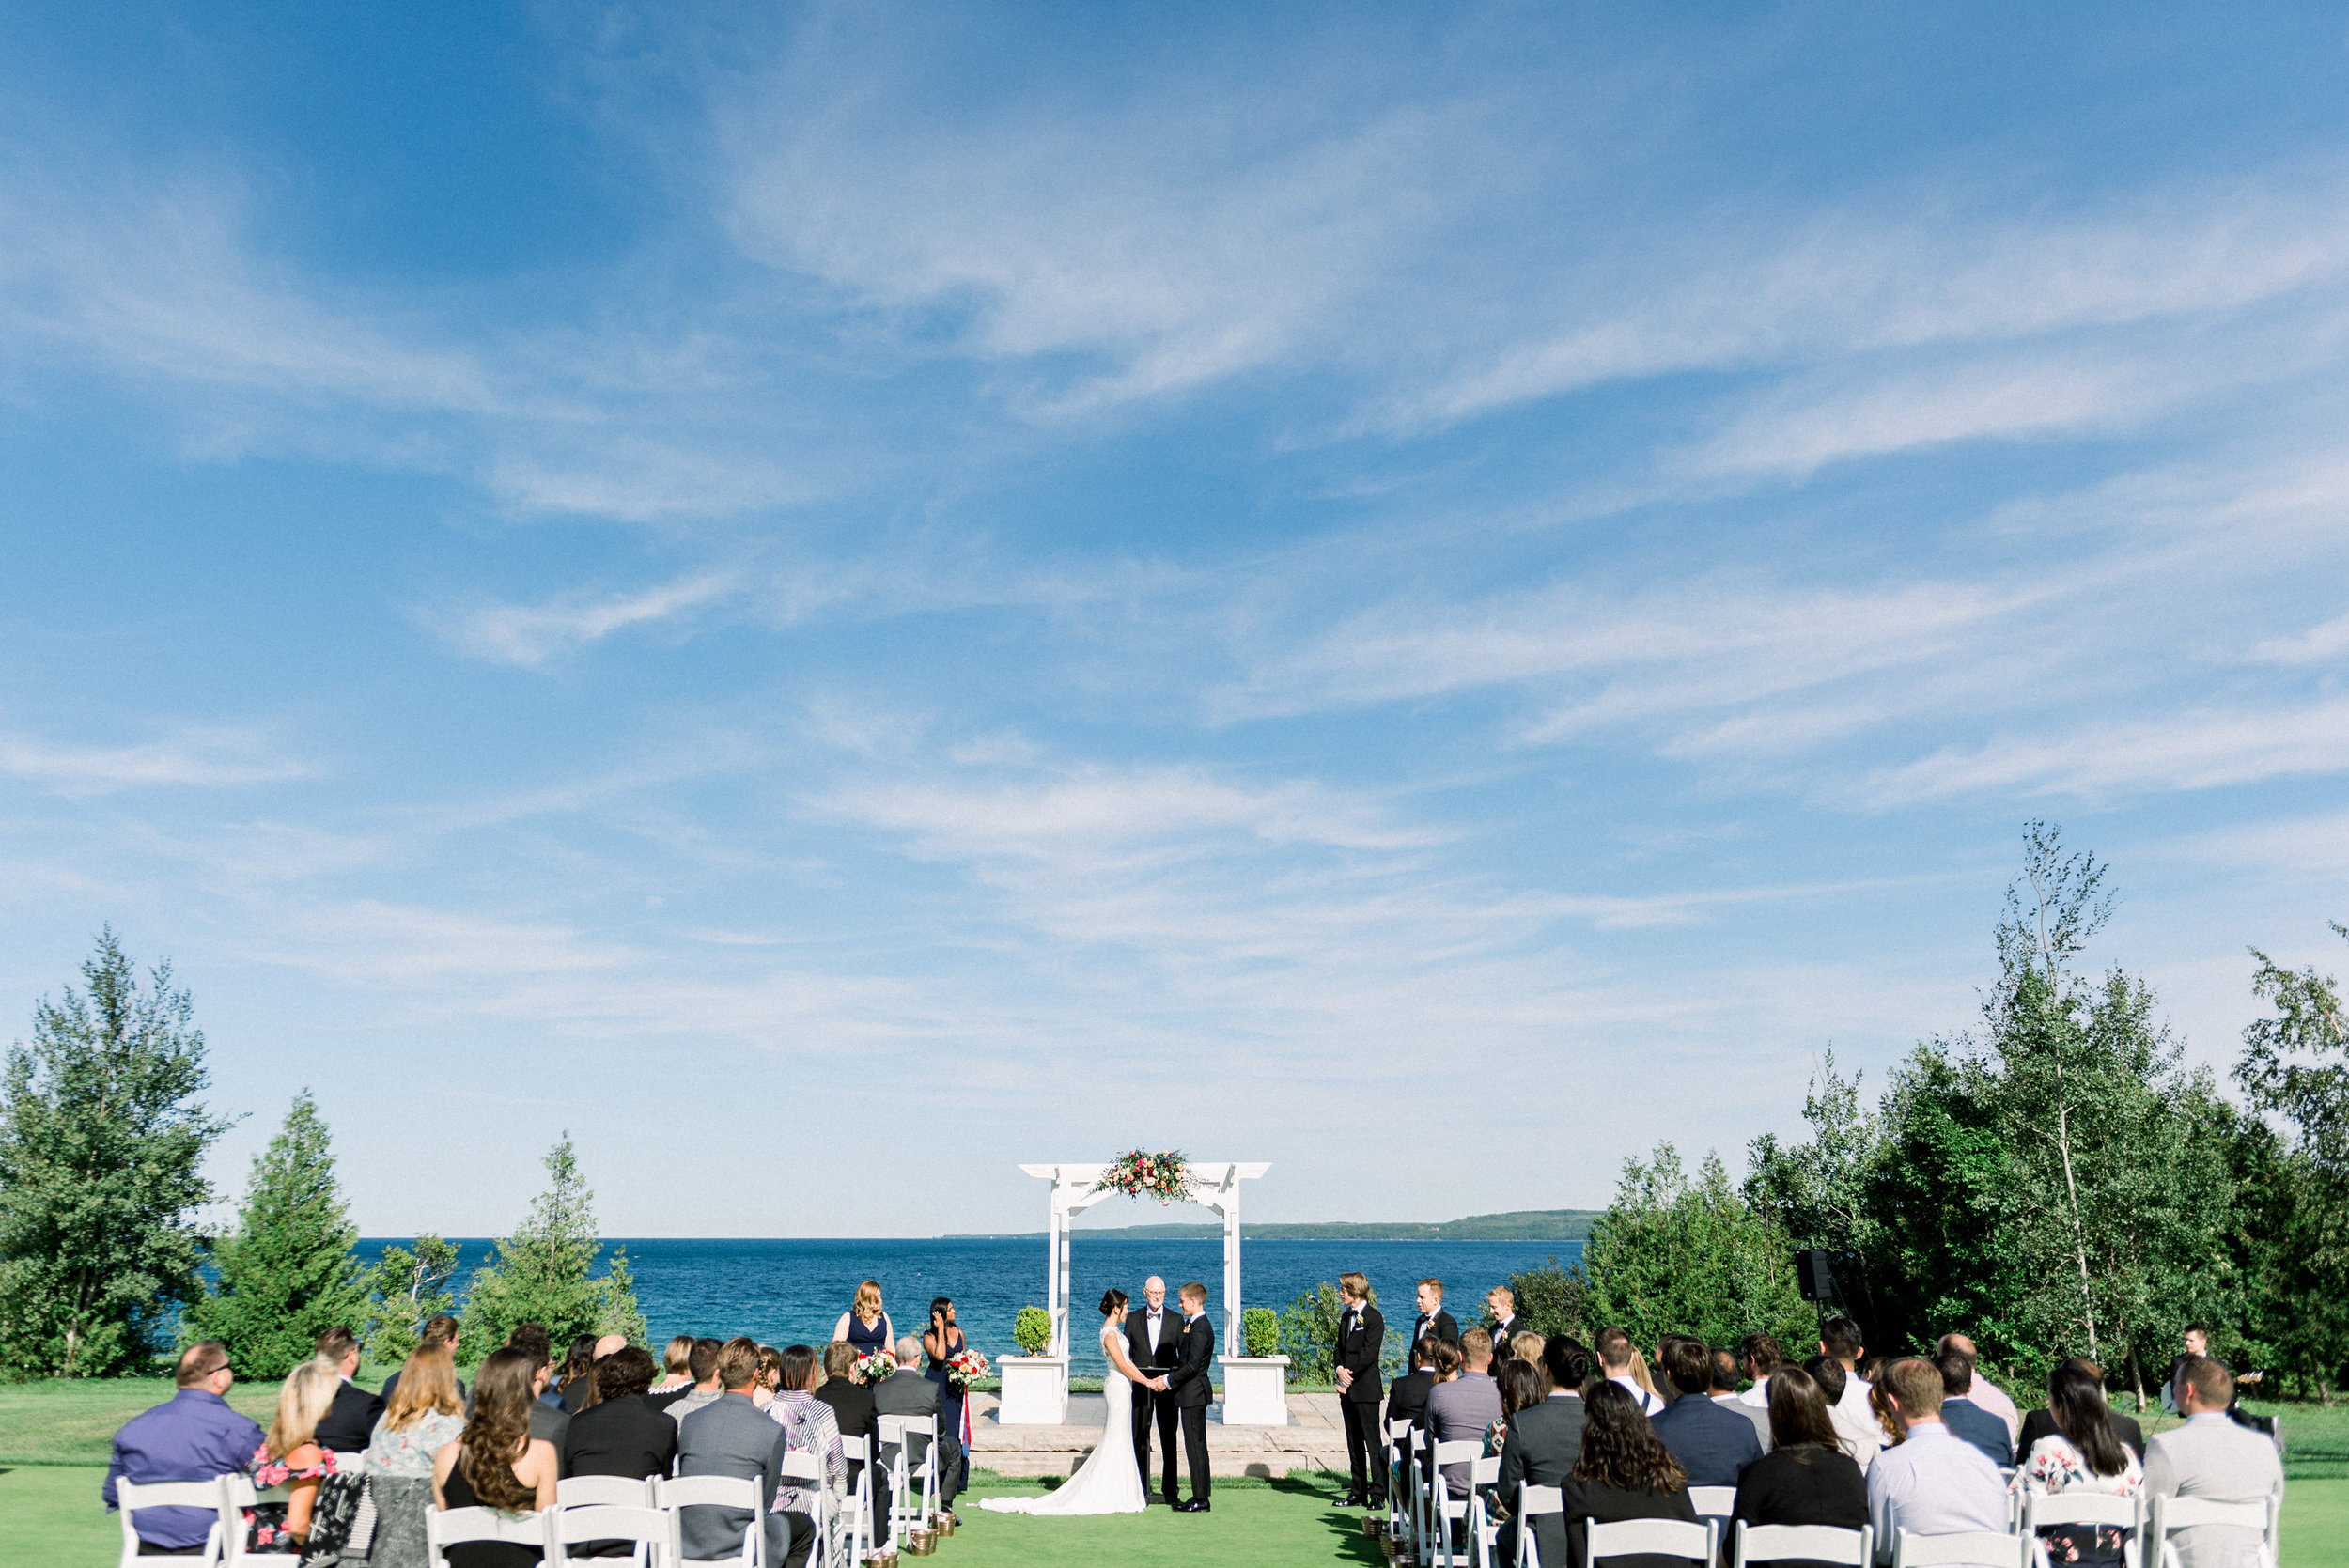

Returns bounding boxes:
[1223,1187,1241,1358]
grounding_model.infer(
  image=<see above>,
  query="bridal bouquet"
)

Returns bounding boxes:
[944,1347,989,1389]
[853,1350,896,1385]
[1093,1149,1192,1204]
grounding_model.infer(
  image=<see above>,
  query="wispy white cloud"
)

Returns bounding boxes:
[425,573,741,669]
[0,726,311,793]
[2251,610,2349,664]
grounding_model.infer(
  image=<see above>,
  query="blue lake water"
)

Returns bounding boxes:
[358,1236,1583,1379]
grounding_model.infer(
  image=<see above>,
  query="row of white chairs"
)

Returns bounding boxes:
[117,1413,945,1568]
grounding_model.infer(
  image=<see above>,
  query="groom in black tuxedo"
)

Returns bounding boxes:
[1154,1281,1216,1513]
[1125,1276,1182,1501]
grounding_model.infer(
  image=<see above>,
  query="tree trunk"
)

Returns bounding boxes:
[2056,1105,2099,1360]
[2128,1346,2146,1414]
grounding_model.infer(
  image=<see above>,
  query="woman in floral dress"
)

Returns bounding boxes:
[2011,1363,2144,1567]
[364,1343,469,1568]
[768,1345,846,1563]
[246,1361,341,1554]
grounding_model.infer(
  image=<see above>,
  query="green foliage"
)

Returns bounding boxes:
[1241,1307,1279,1358]
[1013,1306,1051,1356]
[0,931,230,1377]
[459,1138,643,1357]
[1580,1143,1815,1355]
[1276,1282,1346,1383]
[362,1235,460,1368]
[181,1094,369,1381]
[1501,1258,1586,1339]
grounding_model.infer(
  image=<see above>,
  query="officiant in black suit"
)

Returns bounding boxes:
[1126,1276,1183,1501]
[1333,1270,1387,1509]
[1157,1281,1217,1512]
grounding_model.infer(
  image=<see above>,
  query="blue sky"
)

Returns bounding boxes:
[3,2,2347,1238]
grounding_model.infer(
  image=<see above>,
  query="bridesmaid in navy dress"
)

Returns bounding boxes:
[924,1296,970,1510]
[832,1280,894,1361]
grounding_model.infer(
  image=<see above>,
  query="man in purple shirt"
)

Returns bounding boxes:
[104,1341,265,1554]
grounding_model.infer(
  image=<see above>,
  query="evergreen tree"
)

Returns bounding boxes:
[0,931,230,1376]
[461,1138,644,1358]
[1580,1143,1814,1355]
[362,1235,460,1368]
[183,1093,369,1381]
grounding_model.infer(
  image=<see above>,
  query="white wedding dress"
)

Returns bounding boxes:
[979,1323,1149,1515]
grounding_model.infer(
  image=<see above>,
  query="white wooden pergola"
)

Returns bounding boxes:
[1019,1161,1270,1359]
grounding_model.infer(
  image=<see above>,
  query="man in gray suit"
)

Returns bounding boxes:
[677,1338,798,1567]
[872,1335,964,1523]
[2145,1357,2283,1568]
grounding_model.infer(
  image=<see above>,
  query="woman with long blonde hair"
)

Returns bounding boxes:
[653,1333,695,1392]
[431,1348,557,1565]
[245,1360,342,1553]
[831,1280,893,1360]
[364,1343,469,1568]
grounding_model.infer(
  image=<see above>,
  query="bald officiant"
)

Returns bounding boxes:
[1127,1276,1183,1499]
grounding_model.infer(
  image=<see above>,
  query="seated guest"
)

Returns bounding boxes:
[2143,1357,2284,1568]
[2011,1358,2143,1568]
[104,1341,266,1556]
[1817,1316,1872,1423]
[1596,1327,1666,1415]
[1651,1337,1763,1487]
[872,1335,963,1524]
[1428,1328,1505,1500]
[507,1325,558,1408]
[2018,1359,2145,1459]
[1864,1358,2007,1566]
[1803,1356,1880,1471]
[1937,1333,2020,1448]
[1512,1329,1548,1370]
[1487,1358,1544,1458]
[380,1314,466,1408]
[767,1345,845,1562]
[505,1329,570,1457]
[754,1345,786,1410]
[562,1347,677,1560]
[1496,1337,1595,1568]
[432,1349,560,1567]
[814,1340,878,1496]
[311,1327,386,1454]
[1563,1379,1701,1568]
[247,1360,342,1554]
[1709,1346,1773,1452]
[555,1335,601,1414]
[366,1343,470,1568]
[1389,1334,1441,1435]
[1937,1350,2015,1468]
[652,1334,697,1394]
[677,1338,796,1568]
[1732,1365,1867,1568]
[663,1337,726,1425]
[1739,1334,1786,1410]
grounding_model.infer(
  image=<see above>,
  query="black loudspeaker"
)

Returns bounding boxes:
[1796,1249,1838,1303]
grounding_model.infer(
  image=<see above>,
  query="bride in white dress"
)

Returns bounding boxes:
[979,1289,1154,1515]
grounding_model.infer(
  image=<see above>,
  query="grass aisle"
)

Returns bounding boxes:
[956,1470,1380,1567]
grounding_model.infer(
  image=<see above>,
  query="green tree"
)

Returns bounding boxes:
[461,1138,644,1357]
[362,1234,460,1369]
[182,1094,370,1380]
[1580,1143,1813,1355]
[0,931,230,1376]
[1501,1257,1587,1339]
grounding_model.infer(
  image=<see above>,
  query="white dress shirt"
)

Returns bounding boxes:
[1865,1421,2010,1566]
[1739,1374,1771,1408]
[1609,1374,1665,1416]
[1838,1372,1875,1421]
[1829,1401,1883,1472]
[1144,1308,1165,1353]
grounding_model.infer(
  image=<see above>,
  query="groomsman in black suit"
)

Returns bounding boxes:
[1126,1276,1182,1500]
[1485,1286,1525,1359]
[1412,1279,1460,1351]
[1333,1271,1387,1509]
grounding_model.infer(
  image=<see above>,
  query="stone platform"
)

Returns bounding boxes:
[965,1389,1354,1480]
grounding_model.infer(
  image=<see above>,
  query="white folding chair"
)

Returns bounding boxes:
[1733,1521,1874,1568]
[425,1504,557,1565]
[876,1414,938,1548]
[115,1477,233,1567]
[1388,1418,1418,1543]
[559,1474,658,1509]
[779,1451,835,1568]
[551,1503,679,1566]
[1586,1515,1718,1567]
[655,1473,769,1567]
[1428,1440,1482,1568]
[2146,1494,2279,1568]
[1891,1527,2030,1568]
[1688,1485,1738,1521]
[2021,1491,2139,1568]
[1515,1483,1563,1568]
[836,1433,874,1566]
[1466,1455,1502,1568]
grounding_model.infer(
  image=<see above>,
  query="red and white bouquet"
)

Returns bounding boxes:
[945,1348,989,1389]
[1092,1149,1192,1204]
[853,1350,896,1385]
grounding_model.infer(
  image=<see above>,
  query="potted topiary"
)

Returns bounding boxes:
[1218,1306,1291,1425]
[997,1305,1067,1425]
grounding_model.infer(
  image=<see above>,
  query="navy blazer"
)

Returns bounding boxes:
[1941,1397,2015,1468]
[1649,1391,1764,1487]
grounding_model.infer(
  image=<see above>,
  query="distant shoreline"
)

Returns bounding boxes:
[355,1209,1601,1248]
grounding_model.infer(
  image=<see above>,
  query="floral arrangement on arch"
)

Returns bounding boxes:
[1093,1149,1192,1204]
[945,1347,990,1389]
[852,1349,896,1385]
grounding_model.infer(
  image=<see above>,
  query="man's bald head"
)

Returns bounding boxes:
[594,1334,628,1360]
[1937,1332,1978,1358]
[1143,1277,1166,1308]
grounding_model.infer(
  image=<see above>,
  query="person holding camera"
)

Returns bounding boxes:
[922,1296,971,1513]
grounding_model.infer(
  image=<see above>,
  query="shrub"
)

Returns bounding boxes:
[1013,1305,1052,1356]
[1241,1307,1280,1358]
[1504,1257,1588,1338]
